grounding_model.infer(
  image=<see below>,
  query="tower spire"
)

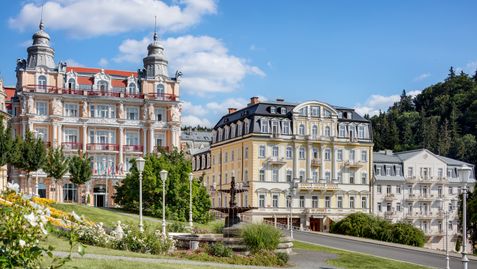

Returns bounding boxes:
[39,1,45,30]
[153,16,157,41]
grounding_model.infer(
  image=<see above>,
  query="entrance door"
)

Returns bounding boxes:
[95,194,105,207]
[310,217,322,232]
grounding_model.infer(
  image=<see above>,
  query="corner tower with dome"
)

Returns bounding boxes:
[10,22,182,207]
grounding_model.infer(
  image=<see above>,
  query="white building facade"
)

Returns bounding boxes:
[373,149,475,250]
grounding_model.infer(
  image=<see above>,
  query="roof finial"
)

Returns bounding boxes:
[39,1,45,30]
[153,15,158,41]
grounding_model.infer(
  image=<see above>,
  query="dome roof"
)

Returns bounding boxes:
[32,21,51,45]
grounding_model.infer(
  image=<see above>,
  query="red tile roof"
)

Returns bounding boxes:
[4,87,16,101]
[66,66,137,77]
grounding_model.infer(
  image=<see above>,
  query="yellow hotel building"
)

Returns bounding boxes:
[193,97,373,231]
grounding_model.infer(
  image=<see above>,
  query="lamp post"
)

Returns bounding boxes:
[135,157,145,233]
[445,210,450,269]
[458,164,471,269]
[287,181,297,239]
[160,170,168,237]
[189,173,193,229]
[102,158,107,207]
[33,130,39,196]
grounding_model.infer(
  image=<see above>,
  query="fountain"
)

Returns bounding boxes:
[212,177,256,235]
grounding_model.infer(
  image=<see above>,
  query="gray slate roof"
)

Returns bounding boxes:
[181,131,213,142]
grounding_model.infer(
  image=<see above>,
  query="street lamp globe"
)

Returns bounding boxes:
[136,157,145,173]
[160,170,168,182]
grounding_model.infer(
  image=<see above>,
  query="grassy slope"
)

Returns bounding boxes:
[53,258,217,269]
[293,241,430,269]
[50,203,221,232]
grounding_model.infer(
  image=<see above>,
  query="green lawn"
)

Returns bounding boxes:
[293,241,430,269]
[50,258,218,269]
[51,203,222,232]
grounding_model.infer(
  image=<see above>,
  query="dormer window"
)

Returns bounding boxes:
[67,78,76,89]
[280,107,287,114]
[282,121,290,134]
[38,75,47,91]
[338,112,343,118]
[156,84,165,96]
[98,80,108,91]
[128,83,137,94]
[358,125,365,139]
[299,107,307,116]
[237,122,243,136]
[270,106,276,114]
[260,119,269,133]
[339,125,346,137]
[324,109,331,118]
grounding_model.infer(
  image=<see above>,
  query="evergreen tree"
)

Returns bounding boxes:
[437,119,451,156]
[14,132,47,193]
[43,147,69,201]
[68,153,92,204]
[0,116,13,168]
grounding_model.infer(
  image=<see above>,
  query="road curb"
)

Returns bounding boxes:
[299,230,477,261]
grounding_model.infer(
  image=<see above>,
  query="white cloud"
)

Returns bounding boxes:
[413,73,431,82]
[466,61,477,72]
[9,0,217,38]
[114,35,265,95]
[64,58,83,67]
[98,57,109,67]
[354,90,421,116]
[182,115,212,127]
[181,97,250,127]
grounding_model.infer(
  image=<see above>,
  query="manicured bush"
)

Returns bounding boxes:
[276,252,289,264]
[331,212,425,247]
[212,222,224,234]
[167,221,186,233]
[241,224,282,253]
[206,242,232,257]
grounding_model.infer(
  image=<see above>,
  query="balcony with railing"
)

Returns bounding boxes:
[87,143,119,151]
[148,93,177,101]
[297,182,339,192]
[344,160,363,168]
[265,156,287,165]
[405,176,418,183]
[62,142,82,151]
[87,90,121,97]
[311,158,321,167]
[154,145,170,153]
[384,211,396,220]
[405,193,418,201]
[417,194,434,201]
[123,145,143,152]
[124,92,144,99]
[383,193,396,201]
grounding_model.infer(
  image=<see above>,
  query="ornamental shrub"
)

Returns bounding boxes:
[167,221,186,233]
[241,224,282,253]
[330,212,425,247]
[206,242,233,257]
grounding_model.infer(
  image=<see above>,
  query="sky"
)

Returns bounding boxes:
[1,0,477,127]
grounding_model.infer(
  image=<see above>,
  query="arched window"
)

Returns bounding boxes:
[67,78,76,89]
[38,75,47,91]
[156,84,165,96]
[98,80,108,91]
[128,83,136,94]
[299,124,305,135]
[312,125,318,138]
[325,126,331,137]
[63,183,78,202]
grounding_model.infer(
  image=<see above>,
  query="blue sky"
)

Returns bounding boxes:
[1,0,476,127]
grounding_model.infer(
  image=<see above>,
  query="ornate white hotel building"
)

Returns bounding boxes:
[193,97,374,232]
[10,22,181,206]
[373,149,475,250]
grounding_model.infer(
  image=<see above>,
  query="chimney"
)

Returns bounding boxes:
[276,98,284,102]
[385,149,393,155]
[249,96,260,105]
[228,108,237,114]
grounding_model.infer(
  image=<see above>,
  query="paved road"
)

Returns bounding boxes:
[289,230,476,269]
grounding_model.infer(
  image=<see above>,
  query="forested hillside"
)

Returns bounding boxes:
[370,68,477,166]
